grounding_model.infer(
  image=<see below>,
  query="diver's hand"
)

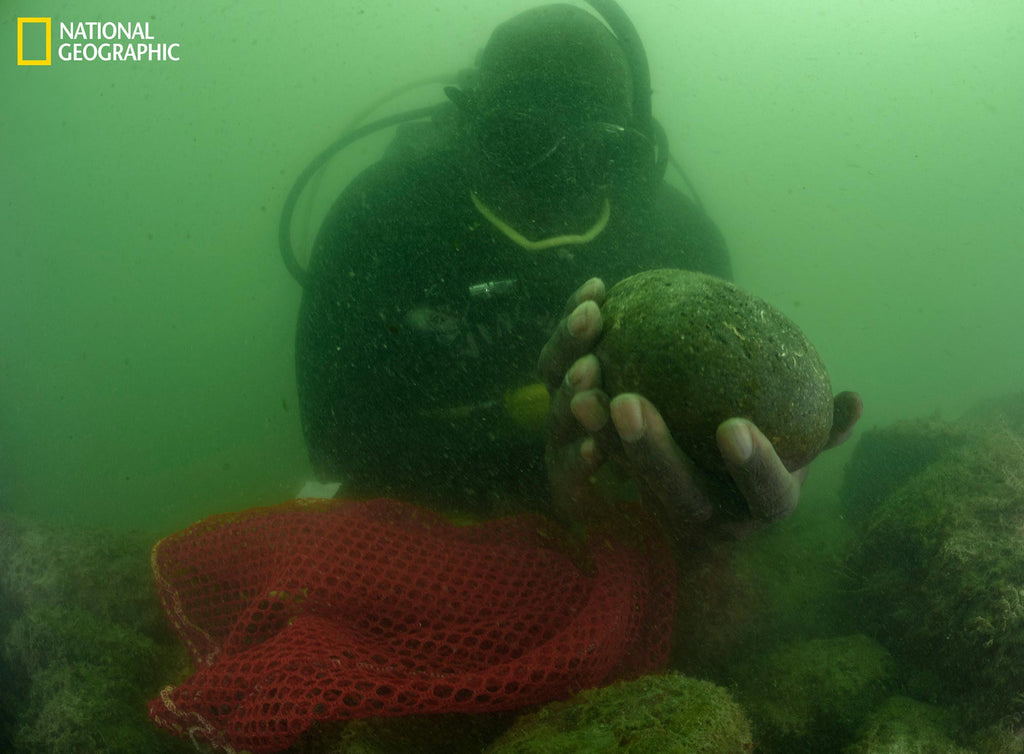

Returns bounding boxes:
[539,277,863,532]
[539,278,608,513]
[539,277,606,394]
[714,389,862,522]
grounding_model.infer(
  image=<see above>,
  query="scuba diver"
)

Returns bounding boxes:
[290,2,862,529]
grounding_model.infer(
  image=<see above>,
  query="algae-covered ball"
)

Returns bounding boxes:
[595,269,833,473]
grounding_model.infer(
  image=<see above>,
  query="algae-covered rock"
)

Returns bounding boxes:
[485,672,753,753]
[0,515,191,754]
[844,696,975,754]
[595,269,833,474]
[844,402,1024,729]
[302,712,512,754]
[839,417,970,525]
[736,634,895,752]
[967,724,1024,754]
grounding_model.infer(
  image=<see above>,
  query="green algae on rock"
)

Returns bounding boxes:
[736,634,895,752]
[484,672,753,754]
[0,515,192,754]
[844,393,1024,731]
[595,269,833,473]
[845,696,975,754]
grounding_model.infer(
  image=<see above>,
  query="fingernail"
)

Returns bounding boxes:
[720,420,753,464]
[565,357,595,391]
[565,361,584,389]
[613,397,645,443]
[580,437,597,463]
[568,303,589,337]
[580,277,603,300]
[571,395,607,433]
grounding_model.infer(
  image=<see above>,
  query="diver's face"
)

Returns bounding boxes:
[468,85,648,233]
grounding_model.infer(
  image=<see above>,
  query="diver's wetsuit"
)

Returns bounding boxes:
[296,139,731,515]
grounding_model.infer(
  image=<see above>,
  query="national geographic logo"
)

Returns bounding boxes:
[16,18,50,65]
[16,18,181,65]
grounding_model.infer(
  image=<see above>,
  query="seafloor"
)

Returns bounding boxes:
[2,392,1023,753]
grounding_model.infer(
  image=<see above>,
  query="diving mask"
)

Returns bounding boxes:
[474,109,653,190]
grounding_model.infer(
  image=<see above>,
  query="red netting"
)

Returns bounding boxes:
[148,498,675,753]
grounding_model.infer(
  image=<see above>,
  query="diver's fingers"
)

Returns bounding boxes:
[539,279,605,391]
[548,355,601,447]
[560,277,606,317]
[717,419,801,523]
[713,392,860,525]
[825,391,863,451]
[546,435,602,519]
[607,394,717,524]
[546,354,606,519]
[570,387,618,453]
[538,299,604,392]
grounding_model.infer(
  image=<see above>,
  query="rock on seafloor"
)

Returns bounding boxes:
[484,672,753,753]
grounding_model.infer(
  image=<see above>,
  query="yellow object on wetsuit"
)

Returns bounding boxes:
[418,382,550,434]
[504,382,550,433]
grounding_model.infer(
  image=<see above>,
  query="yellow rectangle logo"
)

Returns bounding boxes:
[17,17,52,65]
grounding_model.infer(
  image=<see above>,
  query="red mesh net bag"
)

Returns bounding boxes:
[148,498,676,753]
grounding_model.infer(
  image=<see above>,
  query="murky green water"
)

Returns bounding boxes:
[2,3,1023,751]
[2,0,1022,531]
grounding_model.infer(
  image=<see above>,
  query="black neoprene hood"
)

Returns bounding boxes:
[475,4,634,126]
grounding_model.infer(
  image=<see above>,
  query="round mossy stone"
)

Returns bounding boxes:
[595,269,833,474]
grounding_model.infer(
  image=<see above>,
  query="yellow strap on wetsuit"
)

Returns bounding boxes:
[470,192,610,252]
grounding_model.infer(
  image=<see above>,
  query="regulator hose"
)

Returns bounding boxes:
[278,105,440,288]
